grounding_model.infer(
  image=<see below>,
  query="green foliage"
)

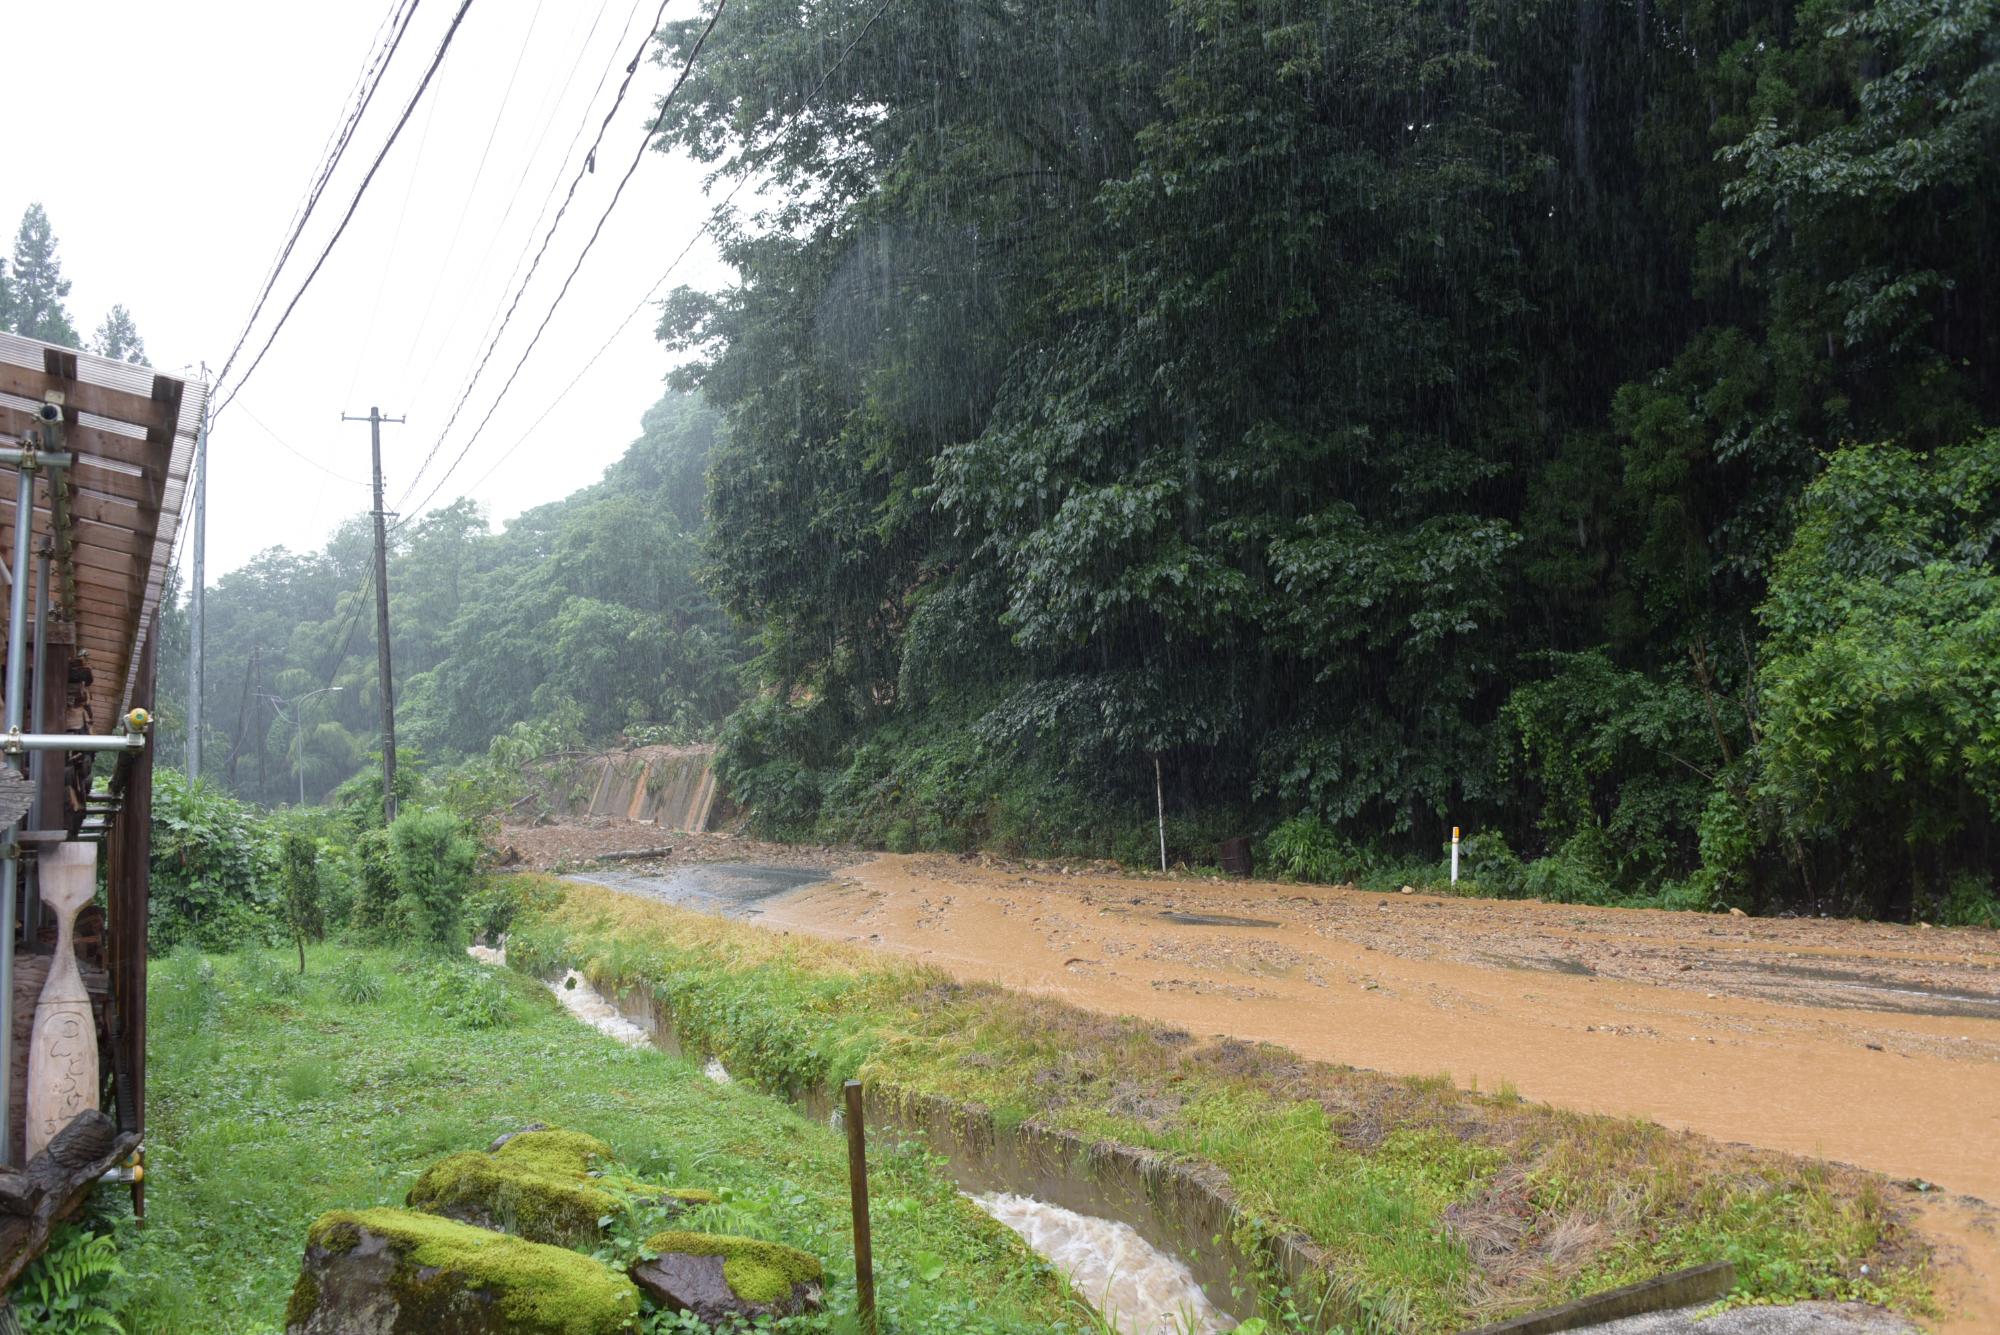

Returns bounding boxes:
[387,809,479,948]
[1935,875,2000,929]
[15,1225,126,1334]
[423,958,520,1030]
[1755,430,2000,914]
[656,0,2000,917]
[149,769,278,953]
[89,304,146,364]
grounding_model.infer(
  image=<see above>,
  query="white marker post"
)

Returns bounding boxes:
[1450,826,1461,885]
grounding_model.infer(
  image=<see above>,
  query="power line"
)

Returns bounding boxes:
[233,401,372,487]
[211,0,480,422]
[212,0,425,397]
[404,0,895,514]
[398,0,642,409]
[343,32,459,408]
[316,564,378,688]
[395,0,728,516]
[390,0,557,398]
[394,0,698,505]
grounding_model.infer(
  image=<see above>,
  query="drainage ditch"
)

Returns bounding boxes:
[471,947,1260,1332]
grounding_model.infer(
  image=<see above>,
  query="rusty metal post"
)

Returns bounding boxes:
[843,1080,876,1330]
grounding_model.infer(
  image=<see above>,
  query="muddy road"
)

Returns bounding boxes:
[750,855,2000,1204]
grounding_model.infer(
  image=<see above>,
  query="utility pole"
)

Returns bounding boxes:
[187,400,208,780]
[225,645,259,786]
[341,406,405,824]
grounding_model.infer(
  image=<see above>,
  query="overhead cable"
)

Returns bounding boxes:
[211,0,480,422]
[410,0,895,513]
[211,0,424,398]
[394,0,726,516]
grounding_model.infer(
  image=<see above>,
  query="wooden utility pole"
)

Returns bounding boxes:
[224,645,259,785]
[341,407,405,823]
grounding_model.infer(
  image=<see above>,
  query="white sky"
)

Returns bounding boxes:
[2,0,733,581]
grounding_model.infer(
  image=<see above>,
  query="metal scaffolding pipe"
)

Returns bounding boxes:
[26,546,50,943]
[0,451,39,1161]
[0,449,70,468]
[0,732,146,755]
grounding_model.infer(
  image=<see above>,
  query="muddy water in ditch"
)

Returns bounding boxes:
[470,948,1234,1333]
[974,1193,1229,1334]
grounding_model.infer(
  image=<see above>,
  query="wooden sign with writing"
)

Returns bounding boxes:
[26,841,99,1162]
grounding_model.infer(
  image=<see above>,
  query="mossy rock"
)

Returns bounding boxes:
[630,1231,824,1324]
[409,1127,714,1247]
[285,1207,638,1335]
[407,1152,617,1249]
[491,1128,614,1177]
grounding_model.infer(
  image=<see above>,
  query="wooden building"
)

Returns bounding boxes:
[0,331,202,1290]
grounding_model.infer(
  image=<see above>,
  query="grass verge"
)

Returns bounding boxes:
[117,943,1081,1333]
[506,875,1933,1332]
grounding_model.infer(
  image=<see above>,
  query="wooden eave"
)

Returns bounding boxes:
[0,334,202,729]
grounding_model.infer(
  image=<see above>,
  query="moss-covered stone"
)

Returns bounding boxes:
[490,1128,613,1177]
[406,1152,616,1248]
[640,1231,823,1305]
[288,1207,638,1335]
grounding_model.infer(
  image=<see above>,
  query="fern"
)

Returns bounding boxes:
[15,1227,125,1334]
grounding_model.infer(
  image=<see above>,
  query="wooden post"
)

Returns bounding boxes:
[843,1080,876,1331]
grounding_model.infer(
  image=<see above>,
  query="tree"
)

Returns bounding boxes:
[1753,429,2000,918]
[649,0,2000,908]
[5,204,78,346]
[278,831,323,973]
[90,303,147,364]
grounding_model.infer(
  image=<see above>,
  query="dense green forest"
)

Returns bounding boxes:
[644,0,1997,919]
[91,0,2000,924]
[154,393,745,807]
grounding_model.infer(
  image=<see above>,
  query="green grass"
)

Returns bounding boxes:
[122,945,1080,1334]
[508,877,1933,1332]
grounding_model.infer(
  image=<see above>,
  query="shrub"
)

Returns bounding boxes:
[388,808,479,948]
[1455,830,1526,898]
[1261,814,1370,885]
[348,828,399,943]
[149,769,278,953]
[1754,429,2000,915]
[464,875,564,945]
[1935,874,2000,929]
[425,964,516,1029]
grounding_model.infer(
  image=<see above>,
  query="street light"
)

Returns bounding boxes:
[262,687,344,807]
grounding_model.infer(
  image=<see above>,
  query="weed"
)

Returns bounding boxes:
[332,957,384,1005]
[15,1225,126,1333]
[125,943,1081,1334]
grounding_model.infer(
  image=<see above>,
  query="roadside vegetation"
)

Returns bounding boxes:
[57,942,1078,1334]
[506,875,1932,1333]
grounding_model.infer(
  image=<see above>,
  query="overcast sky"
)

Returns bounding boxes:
[3,0,732,582]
